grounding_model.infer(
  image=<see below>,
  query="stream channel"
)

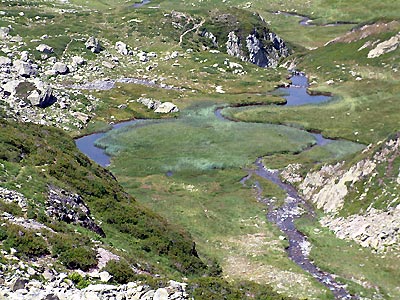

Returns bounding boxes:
[76,74,355,299]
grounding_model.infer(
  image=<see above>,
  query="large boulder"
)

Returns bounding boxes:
[2,80,21,96]
[36,44,54,54]
[13,60,37,77]
[154,102,179,113]
[72,56,85,66]
[85,36,102,53]
[52,62,69,75]
[27,87,55,108]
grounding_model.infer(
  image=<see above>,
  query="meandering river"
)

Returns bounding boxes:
[76,74,356,299]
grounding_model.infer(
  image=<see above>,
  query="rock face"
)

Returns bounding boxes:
[226,29,289,68]
[85,36,102,53]
[368,32,400,58]
[46,186,105,237]
[226,31,242,58]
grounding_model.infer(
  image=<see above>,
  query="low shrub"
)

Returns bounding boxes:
[103,260,135,284]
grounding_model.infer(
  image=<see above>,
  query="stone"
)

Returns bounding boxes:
[27,82,56,108]
[36,44,54,54]
[154,102,179,113]
[115,41,128,55]
[141,290,155,300]
[2,80,21,95]
[0,27,10,38]
[13,60,37,77]
[153,288,168,300]
[72,56,85,66]
[52,62,69,75]
[84,284,118,293]
[45,294,60,300]
[11,278,29,292]
[42,269,55,282]
[368,32,400,58]
[20,51,30,62]
[0,56,12,66]
[85,36,101,53]
[99,271,112,283]
[102,61,115,69]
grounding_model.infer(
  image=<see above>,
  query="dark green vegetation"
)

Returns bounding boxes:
[0,119,207,277]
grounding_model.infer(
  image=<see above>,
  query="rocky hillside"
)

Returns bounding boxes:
[282,133,400,252]
[196,8,290,67]
[0,119,211,293]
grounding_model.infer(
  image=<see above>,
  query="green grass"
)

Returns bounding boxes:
[297,217,400,299]
[226,26,400,145]
[97,103,317,175]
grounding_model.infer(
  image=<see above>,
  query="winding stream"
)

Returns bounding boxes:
[76,74,356,299]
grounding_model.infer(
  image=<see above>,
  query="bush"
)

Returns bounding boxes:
[2,225,49,258]
[103,260,135,284]
[68,272,90,289]
[59,247,97,271]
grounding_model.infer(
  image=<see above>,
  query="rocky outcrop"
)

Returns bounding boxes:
[284,135,400,252]
[226,29,289,68]
[46,186,105,237]
[300,159,376,214]
[0,187,28,210]
[367,32,400,58]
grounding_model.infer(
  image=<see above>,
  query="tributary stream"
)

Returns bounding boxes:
[76,74,356,299]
